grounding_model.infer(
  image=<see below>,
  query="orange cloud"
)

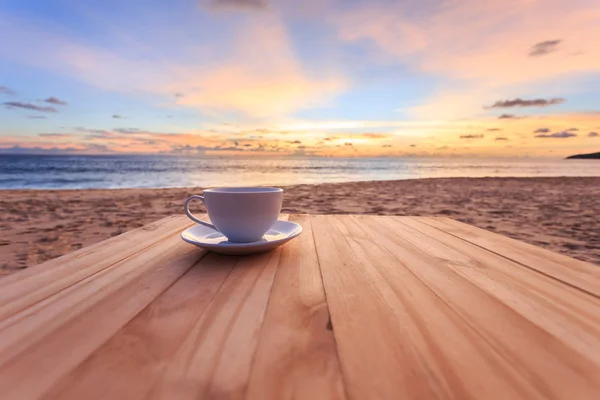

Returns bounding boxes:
[338,0,600,84]
[337,0,600,120]
[0,12,344,119]
[170,19,344,118]
[174,64,343,118]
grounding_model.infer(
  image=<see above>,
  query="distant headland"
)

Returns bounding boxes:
[566,152,600,160]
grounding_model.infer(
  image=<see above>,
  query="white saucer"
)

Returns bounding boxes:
[181,220,302,255]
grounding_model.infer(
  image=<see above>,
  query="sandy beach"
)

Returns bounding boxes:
[1,176,599,274]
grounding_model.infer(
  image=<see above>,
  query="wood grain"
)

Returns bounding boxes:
[1,214,599,400]
[245,214,346,400]
[0,215,193,321]
[312,214,451,399]
[148,232,286,399]
[330,215,546,400]
[396,216,600,364]
[0,230,199,362]
[352,215,600,400]
[42,252,238,400]
[421,217,600,297]
[0,234,205,400]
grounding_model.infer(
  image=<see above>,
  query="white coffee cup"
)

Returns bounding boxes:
[184,187,283,243]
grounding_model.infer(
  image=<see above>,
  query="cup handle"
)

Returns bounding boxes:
[184,195,217,230]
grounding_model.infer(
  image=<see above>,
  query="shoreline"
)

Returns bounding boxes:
[2,174,600,192]
[1,176,599,274]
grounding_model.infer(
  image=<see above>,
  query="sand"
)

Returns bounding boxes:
[1,177,599,275]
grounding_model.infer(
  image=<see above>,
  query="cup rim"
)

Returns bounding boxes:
[204,187,283,194]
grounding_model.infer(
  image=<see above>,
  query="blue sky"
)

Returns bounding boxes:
[1,0,600,157]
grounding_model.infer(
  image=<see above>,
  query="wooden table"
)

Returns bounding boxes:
[0,214,599,400]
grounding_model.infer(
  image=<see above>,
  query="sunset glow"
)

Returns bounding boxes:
[1,0,599,157]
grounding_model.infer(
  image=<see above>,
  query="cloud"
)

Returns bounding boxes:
[113,128,143,134]
[486,98,565,108]
[335,5,595,86]
[174,93,185,98]
[3,101,57,112]
[459,134,484,139]
[589,132,599,137]
[495,137,509,141]
[44,96,67,105]
[112,114,124,119]
[189,144,244,152]
[534,128,550,133]
[361,133,393,139]
[336,1,600,120]
[486,128,501,131]
[75,127,110,135]
[529,40,561,57]
[207,0,268,11]
[566,127,578,132]
[163,20,345,118]
[382,144,392,148]
[535,131,577,138]
[498,114,524,119]
[0,145,82,155]
[0,85,15,95]
[38,133,75,139]
[344,142,353,146]
[85,144,112,153]
[28,115,47,119]
[175,63,344,118]
[46,128,233,153]
[0,14,344,120]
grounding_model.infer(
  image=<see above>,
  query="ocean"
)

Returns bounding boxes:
[0,154,598,190]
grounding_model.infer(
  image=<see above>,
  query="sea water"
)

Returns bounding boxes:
[0,154,598,190]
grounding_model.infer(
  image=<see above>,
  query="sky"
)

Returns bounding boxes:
[1,0,599,158]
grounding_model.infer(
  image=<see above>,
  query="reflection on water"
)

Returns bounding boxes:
[0,154,598,190]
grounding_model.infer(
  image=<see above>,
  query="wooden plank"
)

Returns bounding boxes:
[0,231,197,363]
[394,216,600,364]
[420,217,600,297]
[245,214,346,400]
[352,215,600,400]
[311,214,448,399]
[0,235,206,400]
[328,215,546,400]
[42,253,238,400]
[0,214,194,321]
[147,217,289,400]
